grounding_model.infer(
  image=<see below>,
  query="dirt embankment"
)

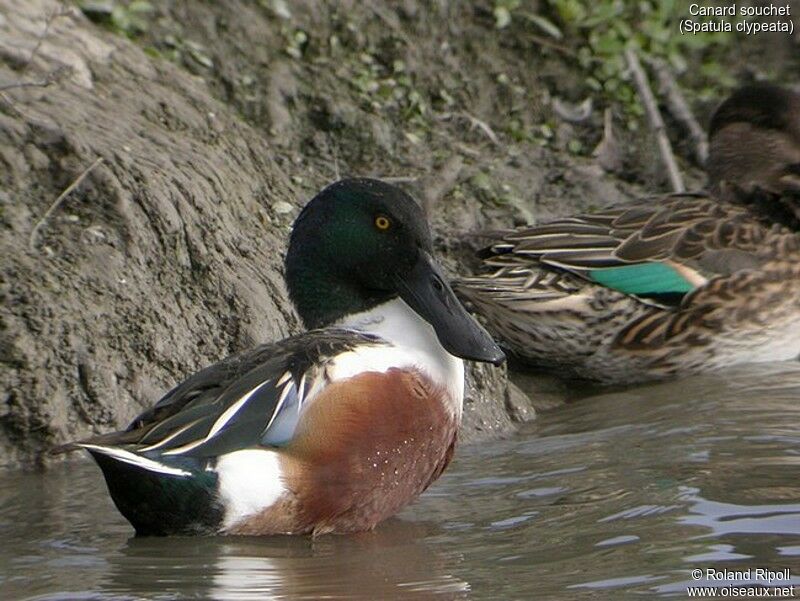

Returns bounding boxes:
[2,1,796,469]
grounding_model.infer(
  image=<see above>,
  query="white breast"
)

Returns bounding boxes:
[215,298,465,531]
[332,298,465,417]
[215,449,286,530]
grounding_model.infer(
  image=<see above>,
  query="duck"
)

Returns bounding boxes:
[54,178,504,536]
[706,83,800,199]
[454,83,800,385]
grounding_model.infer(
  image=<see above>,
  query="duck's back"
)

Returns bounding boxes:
[456,192,800,383]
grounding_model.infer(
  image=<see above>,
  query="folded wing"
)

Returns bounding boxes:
[69,330,385,465]
[474,193,771,307]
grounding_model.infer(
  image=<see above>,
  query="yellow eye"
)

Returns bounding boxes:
[375,215,391,230]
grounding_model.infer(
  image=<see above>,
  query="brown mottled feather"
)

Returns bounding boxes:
[456,85,800,383]
[482,191,800,289]
[228,368,457,535]
[455,192,800,383]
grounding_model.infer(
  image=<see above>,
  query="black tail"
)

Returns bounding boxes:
[88,449,224,536]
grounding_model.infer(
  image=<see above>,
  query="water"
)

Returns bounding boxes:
[2,363,800,600]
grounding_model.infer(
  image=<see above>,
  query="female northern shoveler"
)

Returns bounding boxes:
[455,84,800,385]
[707,83,800,197]
[56,178,504,536]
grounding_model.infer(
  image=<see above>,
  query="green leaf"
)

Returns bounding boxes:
[522,12,563,39]
[494,6,512,29]
[128,1,153,13]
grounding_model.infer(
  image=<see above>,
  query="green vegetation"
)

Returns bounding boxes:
[496,0,736,126]
[349,55,429,127]
[282,24,435,144]
[73,0,763,169]
[77,1,216,72]
[77,0,154,38]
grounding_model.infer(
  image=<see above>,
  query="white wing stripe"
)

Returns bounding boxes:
[297,373,308,402]
[206,379,272,440]
[80,444,191,476]
[138,418,202,452]
[162,379,273,456]
[161,437,207,456]
[276,370,292,387]
[263,380,296,433]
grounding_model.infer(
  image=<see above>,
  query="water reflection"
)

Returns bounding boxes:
[2,361,799,600]
[679,487,800,537]
[102,522,469,600]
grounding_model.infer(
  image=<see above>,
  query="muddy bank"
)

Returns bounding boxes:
[2,1,796,469]
[0,0,535,468]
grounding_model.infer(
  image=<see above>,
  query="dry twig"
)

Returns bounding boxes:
[461,112,499,145]
[1,4,73,94]
[593,108,623,173]
[646,57,708,166]
[524,33,580,59]
[0,65,72,92]
[29,158,105,251]
[380,176,418,184]
[23,3,73,71]
[0,92,38,121]
[331,144,341,180]
[421,155,464,216]
[625,48,684,192]
[437,112,499,145]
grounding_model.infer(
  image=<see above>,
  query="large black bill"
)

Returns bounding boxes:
[397,253,505,365]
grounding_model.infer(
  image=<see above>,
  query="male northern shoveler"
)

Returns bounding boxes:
[455,84,800,385]
[55,178,504,536]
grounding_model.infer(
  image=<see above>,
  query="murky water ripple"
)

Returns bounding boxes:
[2,362,799,600]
